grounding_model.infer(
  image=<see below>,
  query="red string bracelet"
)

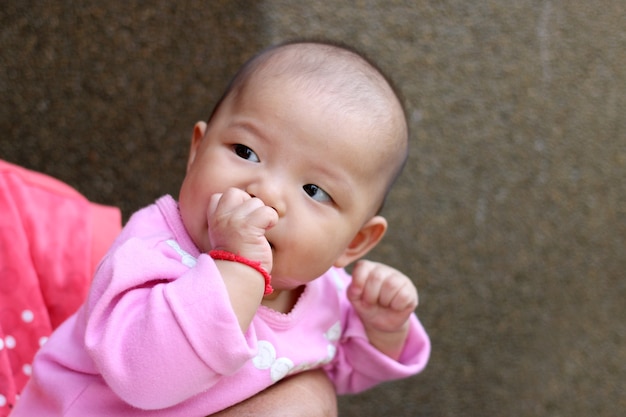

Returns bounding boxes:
[208,250,273,295]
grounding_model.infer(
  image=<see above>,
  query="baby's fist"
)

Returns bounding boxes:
[207,188,277,273]
[347,260,418,334]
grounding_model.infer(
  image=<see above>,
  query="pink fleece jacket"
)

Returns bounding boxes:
[12,195,430,416]
[0,160,121,416]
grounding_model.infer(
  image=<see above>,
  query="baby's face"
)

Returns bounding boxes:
[179,77,390,288]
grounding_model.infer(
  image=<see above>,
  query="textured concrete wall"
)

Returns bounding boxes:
[1,1,624,416]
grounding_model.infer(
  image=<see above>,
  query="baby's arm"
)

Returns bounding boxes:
[207,188,278,332]
[347,260,418,360]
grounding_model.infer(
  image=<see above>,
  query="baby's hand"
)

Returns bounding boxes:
[207,188,278,273]
[347,260,418,359]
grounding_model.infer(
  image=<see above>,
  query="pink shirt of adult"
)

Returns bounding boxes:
[0,160,121,416]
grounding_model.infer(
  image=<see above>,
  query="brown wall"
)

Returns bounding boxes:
[2,1,624,416]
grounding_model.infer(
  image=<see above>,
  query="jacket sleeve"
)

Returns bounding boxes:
[83,236,257,410]
[324,270,431,394]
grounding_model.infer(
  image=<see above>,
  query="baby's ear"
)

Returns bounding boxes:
[334,216,388,268]
[187,121,207,171]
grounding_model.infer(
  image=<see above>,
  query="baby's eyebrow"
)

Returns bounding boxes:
[311,164,355,204]
[228,119,270,144]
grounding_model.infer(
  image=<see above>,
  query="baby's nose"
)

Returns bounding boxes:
[246,182,285,216]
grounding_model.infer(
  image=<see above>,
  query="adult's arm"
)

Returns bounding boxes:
[211,369,337,417]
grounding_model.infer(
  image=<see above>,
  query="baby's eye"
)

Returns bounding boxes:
[303,184,332,203]
[233,144,260,162]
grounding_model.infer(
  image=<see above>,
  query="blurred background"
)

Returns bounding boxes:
[1,1,624,416]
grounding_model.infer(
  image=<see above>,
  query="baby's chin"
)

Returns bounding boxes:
[269,266,328,289]
[269,281,306,292]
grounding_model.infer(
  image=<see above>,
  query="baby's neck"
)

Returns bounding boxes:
[261,285,305,314]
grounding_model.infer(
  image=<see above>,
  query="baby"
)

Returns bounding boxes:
[11,41,430,416]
